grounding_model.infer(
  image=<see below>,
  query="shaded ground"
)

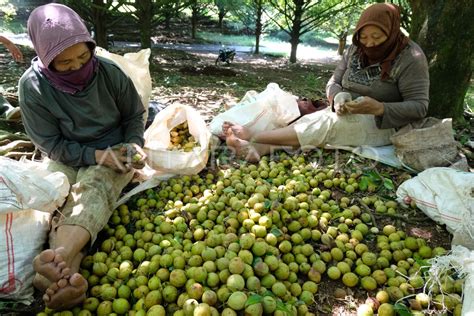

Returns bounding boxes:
[0,42,469,315]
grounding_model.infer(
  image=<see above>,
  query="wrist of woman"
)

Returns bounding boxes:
[94,149,104,164]
[375,102,385,116]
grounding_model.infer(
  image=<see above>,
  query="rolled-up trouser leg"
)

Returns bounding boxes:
[59,165,133,245]
[44,159,133,247]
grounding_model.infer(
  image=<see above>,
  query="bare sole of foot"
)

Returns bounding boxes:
[33,248,70,283]
[222,121,252,141]
[44,273,87,310]
[225,129,260,162]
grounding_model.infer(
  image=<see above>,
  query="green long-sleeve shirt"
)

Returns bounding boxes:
[326,40,429,129]
[19,56,145,167]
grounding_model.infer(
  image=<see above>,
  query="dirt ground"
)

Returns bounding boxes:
[0,42,468,316]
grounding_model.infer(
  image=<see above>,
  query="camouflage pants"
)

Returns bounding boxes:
[45,159,133,246]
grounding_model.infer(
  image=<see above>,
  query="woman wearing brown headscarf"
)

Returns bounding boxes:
[221,3,429,162]
[327,3,428,128]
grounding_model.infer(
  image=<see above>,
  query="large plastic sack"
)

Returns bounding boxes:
[96,47,152,123]
[0,157,70,214]
[0,210,50,304]
[209,83,300,137]
[0,157,70,304]
[396,167,474,249]
[144,103,211,175]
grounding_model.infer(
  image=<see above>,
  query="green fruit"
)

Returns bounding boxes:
[245,303,263,316]
[227,292,247,310]
[377,303,395,316]
[262,296,277,314]
[327,266,341,280]
[415,293,431,308]
[342,272,359,287]
[360,276,377,291]
[112,298,130,314]
[361,252,377,266]
[194,303,211,316]
[375,290,390,304]
[409,275,425,289]
[227,274,245,291]
[357,304,373,316]
[419,245,432,259]
[355,264,371,277]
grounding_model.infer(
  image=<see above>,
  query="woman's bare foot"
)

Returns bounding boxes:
[43,273,87,310]
[225,129,260,162]
[33,248,70,283]
[33,274,51,292]
[222,121,252,141]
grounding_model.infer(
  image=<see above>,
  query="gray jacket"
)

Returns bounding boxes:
[19,57,145,167]
[326,40,429,129]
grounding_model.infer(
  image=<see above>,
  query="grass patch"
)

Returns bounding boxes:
[196,31,289,48]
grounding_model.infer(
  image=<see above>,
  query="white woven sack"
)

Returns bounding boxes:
[144,103,211,175]
[396,167,474,248]
[0,157,69,214]
[96,47,152,123]
[0,157,70,303]
[209,83,300,137]
[0,210,50,304]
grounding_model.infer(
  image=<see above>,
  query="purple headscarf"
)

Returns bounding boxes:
[27,3,98,94]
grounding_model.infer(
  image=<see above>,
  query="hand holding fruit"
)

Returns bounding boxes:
[333,92,352,115]
[344,96,384,116]
[120,143,147,170]
[95,147,131,173]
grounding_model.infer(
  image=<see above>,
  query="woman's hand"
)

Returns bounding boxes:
[120,143,147,170]
[95,143,147,173]
[344,96,384,116]
[95,147,131,173]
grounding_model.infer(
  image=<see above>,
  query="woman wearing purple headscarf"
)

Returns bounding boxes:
[18,3,147,309]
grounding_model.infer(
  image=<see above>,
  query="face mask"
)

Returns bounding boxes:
[40,55,98,94]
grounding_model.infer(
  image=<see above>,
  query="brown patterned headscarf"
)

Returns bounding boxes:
[353,3,409,80]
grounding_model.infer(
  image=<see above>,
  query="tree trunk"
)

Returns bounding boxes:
[289,0,304,63]
[92,0,108,49]
[218,10,225,32]
[191,3,198,39]
[137,0,152,48]
[254,0,263,54]
[337,31,347,56]
[409,0,473,123]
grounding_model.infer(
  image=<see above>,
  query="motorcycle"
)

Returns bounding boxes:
[215,48,236,65]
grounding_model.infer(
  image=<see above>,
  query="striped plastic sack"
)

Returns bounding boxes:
[0,210,50,304]
[0,157,69,303]
[396,167,474,249]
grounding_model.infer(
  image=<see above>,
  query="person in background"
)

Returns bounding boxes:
[18,3,147,310]
[222,3,429,162]
[0,35,23,120]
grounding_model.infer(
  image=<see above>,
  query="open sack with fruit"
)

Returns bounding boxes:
[0,157,70,303]
[143,103,211,175]
[397,167,474,315]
